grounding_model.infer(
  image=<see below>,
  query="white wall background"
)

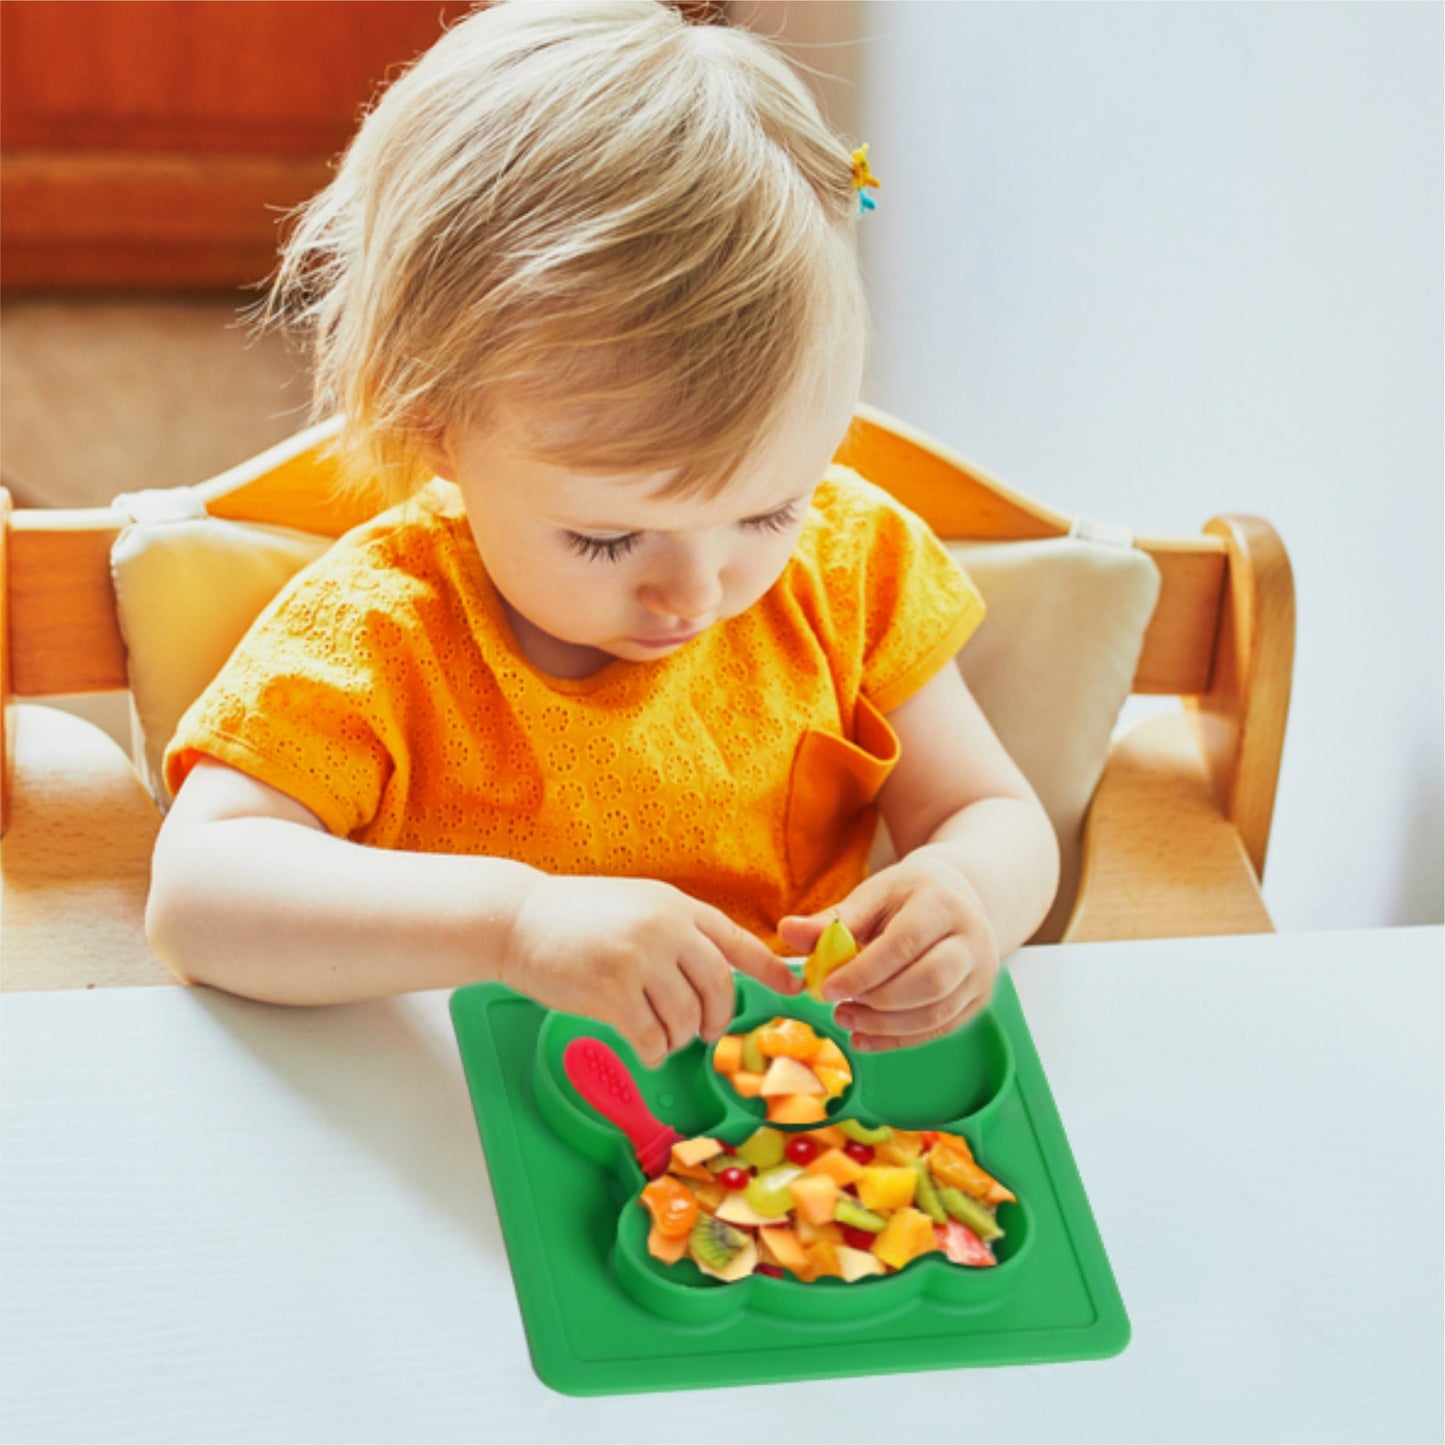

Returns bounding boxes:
[748,0,1442,931]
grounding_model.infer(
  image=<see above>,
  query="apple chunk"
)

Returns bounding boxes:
[759,1055,826,1097]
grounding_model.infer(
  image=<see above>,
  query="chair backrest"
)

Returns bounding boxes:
[0,402,1294,874]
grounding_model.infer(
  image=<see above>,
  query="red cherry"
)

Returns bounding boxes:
[754,1263,785,1279]
[717,1167,750,1192]
[841,1225,879,1251]
[843,1141,875,1165]
[784,1136,821,1166]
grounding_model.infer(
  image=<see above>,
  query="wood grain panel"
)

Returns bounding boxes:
[1,153,331,289]
[1186,516,1295,878]
[1,0,461,289]
[6,511,129,696]
[0,1,472,155]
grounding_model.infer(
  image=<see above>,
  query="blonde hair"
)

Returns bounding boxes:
[262,0,869,505]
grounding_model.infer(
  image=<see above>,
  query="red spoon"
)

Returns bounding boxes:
[562,1037,685,1178]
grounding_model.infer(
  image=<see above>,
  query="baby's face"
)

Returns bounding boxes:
[436,344,862,678]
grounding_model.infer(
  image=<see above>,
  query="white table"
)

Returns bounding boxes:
[3,927,1441,1444]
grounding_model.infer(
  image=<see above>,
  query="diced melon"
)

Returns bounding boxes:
[668,1154,716,1183]
[729,1070,765,1098]
[787,1170,839,1226]
[814,1065,852,1098]
[804,1125,849,1150]
[856,1165,917,1213]
[835,1245,886,1282]
[711,1034,744,1075]
[692,1181,725,1212]
[759,1056,826,1097]
[804,1147,866,1187]
[805,1235,844,1279]
[766,1093,829,1125]
[671,1137,724,1167]
[795,1217,844,1248]
[812,1036,850,1072]
[758,1226,812,1276]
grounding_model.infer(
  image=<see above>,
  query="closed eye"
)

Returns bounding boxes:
[564,499,806,563]
[740,500,804,534]
[565,531,642,563]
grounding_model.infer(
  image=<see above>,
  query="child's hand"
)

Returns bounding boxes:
[778,851,999,1052]
[508,875,803,1068]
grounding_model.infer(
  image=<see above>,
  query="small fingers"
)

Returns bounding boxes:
[819,892,948,1003]
[679,945,740,1044]
[699,909,803,997]
[847,987,988,1053]
[641,972,705,1060]
[843,940,961,1014]
[621,1004,672,1070]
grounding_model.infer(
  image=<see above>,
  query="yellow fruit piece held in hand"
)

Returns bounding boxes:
[804,918,858,1000]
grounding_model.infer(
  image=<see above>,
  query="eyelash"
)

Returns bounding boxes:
[564,501,803,564]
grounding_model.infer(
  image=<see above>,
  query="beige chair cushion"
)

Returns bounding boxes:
[110,503,1158,941]
[952,534,1159,940]
[109,489,331,802]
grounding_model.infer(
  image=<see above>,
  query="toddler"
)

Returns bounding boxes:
[147,0,1060,1067]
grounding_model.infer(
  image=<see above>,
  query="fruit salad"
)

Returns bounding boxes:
[640,1121,1015,1284]
[712,1017,852,1124]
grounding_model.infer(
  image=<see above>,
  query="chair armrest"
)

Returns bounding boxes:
[1062,710,1274,942]
[1,702,175,990]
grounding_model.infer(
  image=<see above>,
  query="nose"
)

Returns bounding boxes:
[638,542,724,622]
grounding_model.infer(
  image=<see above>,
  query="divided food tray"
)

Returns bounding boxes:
[450,968,1129,1396]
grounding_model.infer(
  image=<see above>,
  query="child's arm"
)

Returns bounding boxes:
[779,665,1059,1051]
[149,759,799,1064]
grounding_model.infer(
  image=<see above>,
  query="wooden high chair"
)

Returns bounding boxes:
[0,403,1293,990]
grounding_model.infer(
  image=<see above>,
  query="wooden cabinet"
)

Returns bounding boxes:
[0,1,720,290]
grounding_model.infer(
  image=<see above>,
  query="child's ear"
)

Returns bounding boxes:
[417,419,457,482]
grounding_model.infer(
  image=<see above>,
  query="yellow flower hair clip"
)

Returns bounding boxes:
[851,144,880,214]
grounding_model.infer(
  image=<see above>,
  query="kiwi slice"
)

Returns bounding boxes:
[689,1212,748,1270]
[837,1119,893,1146]
[938,1187,1004,1241]
[833,1197,888,1233]
[911,1160,947,1225]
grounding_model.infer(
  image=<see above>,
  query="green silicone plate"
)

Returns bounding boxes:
[450,968,1129,1396]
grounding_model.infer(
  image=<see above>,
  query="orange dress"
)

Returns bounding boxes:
[166,464,984,947]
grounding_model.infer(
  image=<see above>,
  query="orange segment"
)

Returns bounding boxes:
[756,1017,823,1063]
[928,1134,1016,1204]
[640,1175,699,1238]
